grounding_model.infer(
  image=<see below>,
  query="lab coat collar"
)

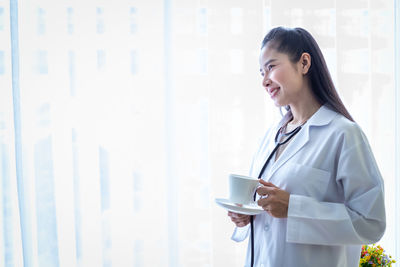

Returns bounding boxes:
[306,104,338,127]
[268,105,337,179]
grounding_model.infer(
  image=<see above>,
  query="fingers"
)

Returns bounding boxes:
[227,212,251,227]
[256,188,290,218]
[258,179,278,188]
[256,193,274,212]
[235,220,250,227]
[258,201,271,212]
[231,216,250,227]
[257,197,271,213]
[257,185,277,196]
[228,211,249,219]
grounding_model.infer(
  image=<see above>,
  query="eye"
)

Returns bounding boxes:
[260,72,265,77]
[267,64,275,71]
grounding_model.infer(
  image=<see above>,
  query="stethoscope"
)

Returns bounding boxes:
[249,122,305,267]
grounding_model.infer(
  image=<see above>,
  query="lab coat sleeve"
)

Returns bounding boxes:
[231,224,250,242]
[286,140,386,245]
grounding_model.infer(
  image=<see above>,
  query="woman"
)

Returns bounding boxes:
[227,27,386,267]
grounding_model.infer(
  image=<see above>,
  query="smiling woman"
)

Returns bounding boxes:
[259,47,313,108]
[259,27,353,123]
[0,1,397,267]
[228,27,386,267]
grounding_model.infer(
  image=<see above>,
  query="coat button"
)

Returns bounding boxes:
[264,224,270,231]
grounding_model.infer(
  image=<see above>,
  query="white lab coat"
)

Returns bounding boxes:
[232,105,386,267]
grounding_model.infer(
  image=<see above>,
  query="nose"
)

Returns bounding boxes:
[263,77,271,88]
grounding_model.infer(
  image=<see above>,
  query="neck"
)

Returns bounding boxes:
[289,99,322,125]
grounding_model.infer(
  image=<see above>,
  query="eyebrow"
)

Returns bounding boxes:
[259,59,277,72]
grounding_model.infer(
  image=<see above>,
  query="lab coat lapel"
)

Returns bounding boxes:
[269,124,310,178]
[267,105,337,179]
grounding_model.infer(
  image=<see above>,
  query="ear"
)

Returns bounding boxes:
[299,52,311,74]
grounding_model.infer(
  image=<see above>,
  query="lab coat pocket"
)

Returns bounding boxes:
[276,162,331,200]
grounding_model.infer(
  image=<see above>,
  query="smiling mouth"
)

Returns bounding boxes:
[269,87,280,97]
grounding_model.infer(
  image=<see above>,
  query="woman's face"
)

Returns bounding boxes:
[259,45,307,107]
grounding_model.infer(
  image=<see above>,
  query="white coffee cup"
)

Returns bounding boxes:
[229,174,260,205]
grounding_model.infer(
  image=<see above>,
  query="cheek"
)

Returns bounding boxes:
[271,68,300,90]
[269,68,287,85]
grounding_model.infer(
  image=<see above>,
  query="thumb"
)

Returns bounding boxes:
[258,179,278,188]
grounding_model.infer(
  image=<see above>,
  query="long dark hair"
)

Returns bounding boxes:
[262,27,354,122]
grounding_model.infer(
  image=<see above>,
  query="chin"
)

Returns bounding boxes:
[273,102,281,107]
[273,101,286,108]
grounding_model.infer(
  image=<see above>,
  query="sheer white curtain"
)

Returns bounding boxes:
[0,0,398,267]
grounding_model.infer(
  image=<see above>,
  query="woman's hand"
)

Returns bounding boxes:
[228,211,251,227]
[256,180,290,218]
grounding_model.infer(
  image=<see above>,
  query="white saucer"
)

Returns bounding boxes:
[215,198,264,215]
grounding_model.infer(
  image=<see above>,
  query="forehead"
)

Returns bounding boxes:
[259,44,288,65]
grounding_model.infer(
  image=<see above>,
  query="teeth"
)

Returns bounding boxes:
[271,88,279,94]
